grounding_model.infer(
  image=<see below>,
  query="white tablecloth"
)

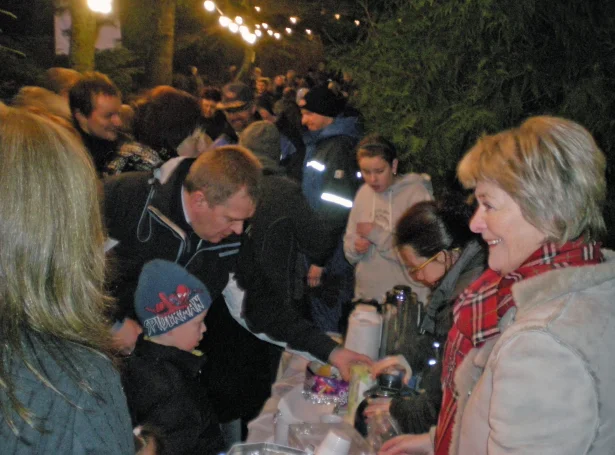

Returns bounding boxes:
[246,352,310,443]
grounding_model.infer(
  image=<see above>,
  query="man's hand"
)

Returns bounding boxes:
[372,355,412,383]
[378,433,434,455]
[355,236,371,254]
[328,347,373,381]
[357,221,376,237]
[307,264,323,288]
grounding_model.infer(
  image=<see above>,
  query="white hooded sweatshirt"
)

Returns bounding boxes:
[343,173,433,304]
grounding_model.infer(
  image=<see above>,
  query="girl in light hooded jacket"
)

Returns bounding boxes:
[344,134,433,304]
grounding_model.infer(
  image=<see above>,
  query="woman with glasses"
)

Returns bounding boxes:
[364,197,486,435]
[344,134,433,306]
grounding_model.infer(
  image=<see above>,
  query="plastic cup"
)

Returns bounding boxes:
[274,410,291,445]
[315,429,351,455]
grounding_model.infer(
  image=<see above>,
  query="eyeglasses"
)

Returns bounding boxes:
[408,251,443,275]
[408,248,460,275]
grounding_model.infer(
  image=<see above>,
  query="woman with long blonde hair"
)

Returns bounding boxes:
[0,108,134,452]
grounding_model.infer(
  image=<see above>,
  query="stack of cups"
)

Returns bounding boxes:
[344,304,383,360]
[274,409,292,446]
[315,430,351,455]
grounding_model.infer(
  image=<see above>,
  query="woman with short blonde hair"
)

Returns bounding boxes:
[458,116,606,243]
[0,108,134,452]
[380,116,615,455]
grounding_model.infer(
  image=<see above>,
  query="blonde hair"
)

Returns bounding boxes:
[0,108,113,432]
[184,145,262,206]
[457,116,606,243]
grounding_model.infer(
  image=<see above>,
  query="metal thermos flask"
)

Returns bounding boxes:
[379,285,422,358]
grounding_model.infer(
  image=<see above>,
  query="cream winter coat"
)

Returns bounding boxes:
[447,251,615,455]
[343,173,432,304]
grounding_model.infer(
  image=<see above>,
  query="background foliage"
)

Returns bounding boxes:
[330,0,615,244]
[2,0,615,243]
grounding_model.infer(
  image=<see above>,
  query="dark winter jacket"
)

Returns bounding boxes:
[121,338,224,455]
[237,168,339,361]
[301,116,362,238]
[389,240,486,434]
[103,159,276,424]
[103,158,240,322]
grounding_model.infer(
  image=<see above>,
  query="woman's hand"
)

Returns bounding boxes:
[378,433,433,455]
[357,221,376,237]
[372,355,412,383]
[355,236,371,254]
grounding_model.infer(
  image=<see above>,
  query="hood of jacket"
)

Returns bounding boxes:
[353,172,434,231]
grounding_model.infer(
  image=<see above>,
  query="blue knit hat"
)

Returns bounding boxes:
[134,260,212,337]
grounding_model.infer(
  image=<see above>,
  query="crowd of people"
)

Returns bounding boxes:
[0,63,614,455]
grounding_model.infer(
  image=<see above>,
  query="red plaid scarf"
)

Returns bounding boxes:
[434,239,603,455]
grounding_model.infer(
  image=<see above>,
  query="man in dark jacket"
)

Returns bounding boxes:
[238,122,372,378]
[216,82,300,169]
[104,147,265,440]
[299,85,363,331]
[69,72,126,176]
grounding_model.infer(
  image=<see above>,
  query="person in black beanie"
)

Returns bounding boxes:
[298,85,363,332]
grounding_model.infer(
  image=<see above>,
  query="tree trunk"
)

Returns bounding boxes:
[69,0,96,72]
[237,47,256,83]
[119,0,156,57]
[144,0,176,87]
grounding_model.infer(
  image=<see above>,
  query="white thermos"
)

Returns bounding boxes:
[344,304,383,360]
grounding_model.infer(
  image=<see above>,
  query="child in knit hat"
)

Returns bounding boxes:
[121,260,224,455]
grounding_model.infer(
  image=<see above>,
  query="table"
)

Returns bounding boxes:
[246,352,310,443]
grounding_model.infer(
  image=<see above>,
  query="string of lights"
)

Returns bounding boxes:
[203,1,360,45]
[85,0,361,43]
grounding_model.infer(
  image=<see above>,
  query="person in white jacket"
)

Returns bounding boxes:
[344,134,433,304]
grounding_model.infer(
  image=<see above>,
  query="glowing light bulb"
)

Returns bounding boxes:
[290,17,298,24]
[305,29,312,35]
[204,1,216,12]
[262,23,269,29]
[285,27,292,34]
[354,20,360,26]
[334,13,340,20]
[244,33,257,44]
[254,6,261,12]
[267,29,273,36]
[239,25,249,35]
[235,16,243,25]
[274,32,281,39]
[229,23,239,33]
[88,0,112,14]
[255,30,262,37]
[219,16,231,27]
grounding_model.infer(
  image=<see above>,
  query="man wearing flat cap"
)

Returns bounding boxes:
[217,82,301,179]
[217,82,257,134]
[299,85,363,332]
